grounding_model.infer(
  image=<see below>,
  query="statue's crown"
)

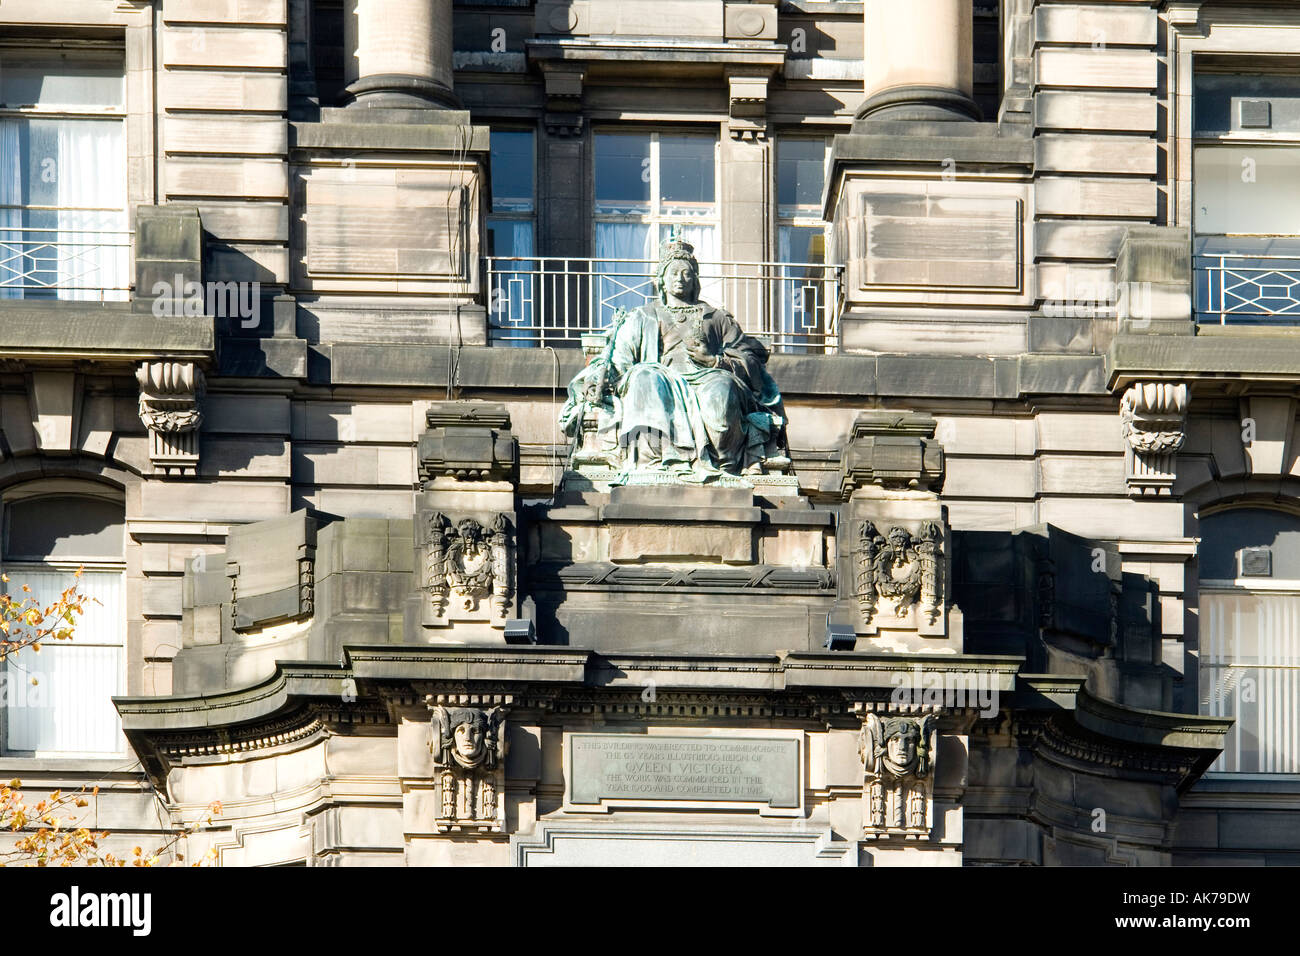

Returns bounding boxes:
[659,231,696,266]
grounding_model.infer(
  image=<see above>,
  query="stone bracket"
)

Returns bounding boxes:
[1120,382,1188,497]
[728,72,770,140]
[137,360,205,476]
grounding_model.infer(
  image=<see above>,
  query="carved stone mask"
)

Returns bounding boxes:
[881,719,923,775]
[454,720,486,761]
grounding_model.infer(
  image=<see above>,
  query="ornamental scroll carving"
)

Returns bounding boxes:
[860,713,937,839]
[425,513,512,619]
[427,699,507,833]
[854,520,942,627]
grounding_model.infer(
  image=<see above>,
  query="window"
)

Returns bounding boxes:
[1,489,126,756]
[593,130,719,324]
[0,46,128,302]
[1199,508,1300,773]
[1193,70,1300,325]
[486,129,537,345]
[776,137,830,351]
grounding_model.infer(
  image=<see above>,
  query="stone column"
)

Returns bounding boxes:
[342,0,459,109]
[857,0,979,122]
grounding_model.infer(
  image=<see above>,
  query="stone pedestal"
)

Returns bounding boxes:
[835,411,962,653]
[409,403,521,643]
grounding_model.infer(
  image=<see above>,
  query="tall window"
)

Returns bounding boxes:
[593,130,719,323]
[486,128,536,345]
[1,489,126,756]
[1199,508,1300,773]
[1193,70,1300,325]
[776,137,830,351]
[0,47,128,302]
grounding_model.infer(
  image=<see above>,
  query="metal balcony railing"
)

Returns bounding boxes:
[485,256,842,353]
[0,224,132,302]
[1196,253,1300,325]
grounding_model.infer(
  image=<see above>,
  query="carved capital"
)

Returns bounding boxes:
[136,361,204,476]
[1120,382,1188,496]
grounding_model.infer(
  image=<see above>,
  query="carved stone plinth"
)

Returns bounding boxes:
[137,360,204,476]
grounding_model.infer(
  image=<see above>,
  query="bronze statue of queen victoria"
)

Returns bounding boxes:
[560,234,791,478]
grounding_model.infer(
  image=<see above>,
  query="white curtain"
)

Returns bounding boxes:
[0,120,20,299]
[594,222,654,327]
[488,220,536,346]
[55,119,127,302]
[4,569,125,755]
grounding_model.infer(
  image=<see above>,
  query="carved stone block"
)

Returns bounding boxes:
[427,698,507,834]
[860,712,937,840]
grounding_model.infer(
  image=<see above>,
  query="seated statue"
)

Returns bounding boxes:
[560,233,791,479]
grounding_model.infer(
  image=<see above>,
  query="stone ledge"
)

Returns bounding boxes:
[1109,332,1300,389]
[0,302,214,359]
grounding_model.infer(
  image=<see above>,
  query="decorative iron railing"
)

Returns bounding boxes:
[1196,253,1300,325]
[0,224,132,302]
[485,256,842,353]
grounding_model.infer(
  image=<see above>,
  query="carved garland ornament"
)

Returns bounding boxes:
[426,513,512,617]
[860,713,937,837]
[855,521,942,626]
[1120,382,1188,455]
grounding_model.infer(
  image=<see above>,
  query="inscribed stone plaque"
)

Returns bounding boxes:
[567,734,800,810]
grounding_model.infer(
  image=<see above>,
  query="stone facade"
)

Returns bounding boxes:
[0,0,1297,866]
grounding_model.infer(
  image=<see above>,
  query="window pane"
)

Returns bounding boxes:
[595,132,651,214]
[1201,591,1300,773]
[0,52,124,108]
[595,222,654,326]
[487,218,534,258]
[4,496,124,561]
[659,135,715,216]
[1195,145,1300,235]
[777,138,827,216]
[490,130,535,213]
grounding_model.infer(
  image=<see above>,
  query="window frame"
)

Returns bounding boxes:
[591,127,721,255]
[0,41,129,304]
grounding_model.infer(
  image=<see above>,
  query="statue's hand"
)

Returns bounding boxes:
[688,345,717,368]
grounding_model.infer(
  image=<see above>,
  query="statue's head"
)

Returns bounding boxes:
[880,717,924,775]
[458,517,482,544]
[453,712,488,761]
[656,233,700,304]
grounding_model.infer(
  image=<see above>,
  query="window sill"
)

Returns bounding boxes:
[0,755,138,775]
[1193,773,1300,795]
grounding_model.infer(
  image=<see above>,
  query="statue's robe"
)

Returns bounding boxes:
[607,301,785,473]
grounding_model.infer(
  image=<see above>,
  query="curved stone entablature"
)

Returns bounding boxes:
[560,233,791,483]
